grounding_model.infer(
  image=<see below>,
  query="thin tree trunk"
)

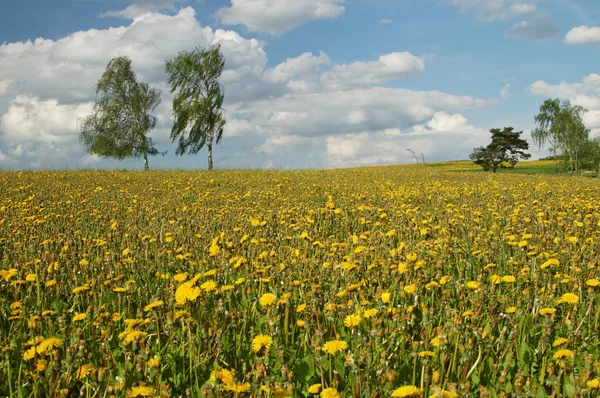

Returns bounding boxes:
[207,143,213,170]
[144,154,149,170]
[553,147,558,174]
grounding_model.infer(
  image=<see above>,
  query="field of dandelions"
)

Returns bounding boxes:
[1,166,600,397]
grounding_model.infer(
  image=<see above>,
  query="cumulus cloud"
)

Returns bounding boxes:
[262,52,330,84]
[321,52,426,90]
[504,11,559,41]
[449,0,537,21]
[101,0,186,19]
[528,74,600,129]
[214,0,345,35]
[564,26,600,45]
[379,19,392,24]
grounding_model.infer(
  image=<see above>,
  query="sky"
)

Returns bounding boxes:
[0,0,600,170]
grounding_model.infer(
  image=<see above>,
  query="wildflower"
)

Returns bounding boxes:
[586,279,600,287]
[297,320,305,327]
[26,274,37,282]
[552,338,568,347]
[363,308,378,318]
[144,300,164,312]
[73,313,87,323]
[506,306,517,313]
[344,314,362,327]
[404,284,416,294]
[147,356,160,369]
[226,383,251,393]
[381,292,391,303]
[296,304,306,313]
[560,293,579,305]
[251,334,273,353]
[587,379,600,389]
[308,384,321,394]
[209,366,234,385]
[127,385,155,397]
[391,385,421,397]
[540,307,556,315]
[321,388,340,398]
[501,275,516,283]
[259,293,276,306]
[174,273,188,282]
[419,351,435,357]
[113,287,127,293]
[553,349,574,359]
[35,359,47,372]
[322,340,347,355]
[199,280,217,292]
[76,364,95,380]
[466,281,479,290]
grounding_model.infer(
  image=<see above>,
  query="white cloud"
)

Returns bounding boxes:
[501,83,511,98]
[259,134,312,154]
[101,0,186,19]
[504,11,559,41]
[214,0,345,35]
[321,52,426,90]
[379,19,392,24]
[564,26,600,45]
[449,0,537,21]
[527,74,600,129]
[263,51,330,83]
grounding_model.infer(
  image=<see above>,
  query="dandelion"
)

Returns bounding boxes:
[73,313,87,323]
[200,280,217,292]
[147,356,160,369]
[587,379,600,389]
[404,284,416,294]
[466,281,479,290]
[308,384,321,394]
[552,338,568,347]
[553,349,574,359]
[506,307,517,313]
[209,366,234,385]
[322,340,347,355]
[560,293,579,305]
[296,320,305,327]
[296,304,306,313]
[259,293,276,306]
[540,307,556,315]
[226,383,251,393]
[321,388,341,398]
[251,334,273,353]
[381,292,391,303]
[127,385,155,397]
[344,314,362,327]
[586,279,600,287]
[363,308,378,318]
[391,385,421,397]
[76,364,95,380]
[144,300,164,312]
[501,275,516,283]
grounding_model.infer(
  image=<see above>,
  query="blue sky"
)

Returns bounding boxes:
[1,0,599,169]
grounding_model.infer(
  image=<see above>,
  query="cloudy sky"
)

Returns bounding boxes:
[0,0,599,169]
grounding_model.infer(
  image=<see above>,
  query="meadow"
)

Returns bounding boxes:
[1,163,600,397]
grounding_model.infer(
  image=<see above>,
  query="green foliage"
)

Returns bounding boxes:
[532,98,589,173]
[79,56,163,169]
[165,44,226,170]
[470,127,531,172]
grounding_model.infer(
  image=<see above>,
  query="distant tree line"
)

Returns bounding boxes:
[79,45,225,170]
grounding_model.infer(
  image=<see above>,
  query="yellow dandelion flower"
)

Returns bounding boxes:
[127,385,155,397]
[363,308,378,318]
[200,280,217,292]
[209,366,234,385]
[296,304,306,313]
[466,281,479,290]
[540,307,556,315]
[431,337,441,347]
[308,384,322,394]
[73,313,87,323]
[259,293,276,307]
[344,314,362,327]
[560,293,579,305]
[45,280,57,287]
[296,320,305,327]
[586,279,600,287]
[439,276,451,285]
[553,349,574,359]
[391,385,421,397]
[552,338,568,347]
[501,275,516,283]
[35,359,47,372]
[322,340,347,355]
[147,356,160,369]
[26,274,37,282]
[587,379,600,389]
[506,306,517,313]
[76,364,95,380]
[251,334,273,353]
[144,300,164,312]
[174,273,188,282]
[404,284,416,294]
[381,292,391,303]
[320,388,340,398]
[418,351,435,357]
[123,330,147,344]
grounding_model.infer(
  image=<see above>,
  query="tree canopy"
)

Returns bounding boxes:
[470,127,531,172]
[79,56,163,170]
[165,44,226,170]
